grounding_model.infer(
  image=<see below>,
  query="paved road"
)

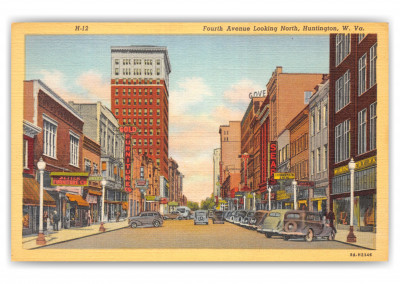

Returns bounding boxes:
[42,219,361,249]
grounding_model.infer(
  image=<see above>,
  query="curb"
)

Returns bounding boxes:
[333,240,375,250]
[29,225,129,250]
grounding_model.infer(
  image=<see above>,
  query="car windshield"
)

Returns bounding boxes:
[195,211,206,217]
[255,212,265,217]
[269,212,281,217]
[177,209,185,213]
[238,211,247,217]
[247,212,255,217]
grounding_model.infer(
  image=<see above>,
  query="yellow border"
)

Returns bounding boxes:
[11,22,389,261]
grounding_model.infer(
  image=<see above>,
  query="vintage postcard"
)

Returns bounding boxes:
[11,22,389,261]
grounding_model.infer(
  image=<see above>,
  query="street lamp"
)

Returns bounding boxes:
[267,186,272,211]
[347,158,357,242]
[36,157,46,245]
[292,179,298,210]
[99,179,107,232]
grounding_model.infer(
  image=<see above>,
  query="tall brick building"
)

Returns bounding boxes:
[328,34,377,232]
[110,46,171,178]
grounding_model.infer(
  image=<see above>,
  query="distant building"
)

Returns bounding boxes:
[213,148,221,198]
[309,79,330,216]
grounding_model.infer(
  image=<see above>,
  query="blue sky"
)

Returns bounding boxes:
[25,35,329,202]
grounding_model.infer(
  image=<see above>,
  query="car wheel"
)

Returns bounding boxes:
[163,216,167,220]
[153,220,161,227]
[328,231,335,241]
[283,236,289,241]
[178,216,182,220]
[284,221,298,232]
[130,222,138,228]
[265,233,272,238]
[305,228,314,242]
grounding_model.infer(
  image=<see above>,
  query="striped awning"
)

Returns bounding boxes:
[23,177,56,207]
[66,193,89,207]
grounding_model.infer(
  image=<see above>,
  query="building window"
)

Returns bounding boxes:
[43,118,57,159]
[323,104,328,128]
[358,109,367,154]
[150,99,153,105]
[335,70,350,112]
[157,129,160,136]
[335,120,350,163]
[156,159,160,167]
[123,109,126,115]
[358,34,366,43]
[156,109,160,116]
[128,98,131,105]
[115,88,119,95]
[336,34,351,66]
[157,119,160,126]
[316,148,321,173]
[93,163,98,174]
[115,99,119,105]
[133,139,136,146]
[128,109,131,115]
[138,109,142,115]
[370,43,377,87]
[115,59,119,65]
[150,129,153,136]
[85,159,91,173]
[157,89,160,95]
[316,107,321,133]
[358,53,367,95]
[115,108,119,116]
[304,91,312,104]
[310,151,314,176]
[70,132,79,167]
[23,139,28,169]
[370,102,377,150]
[323,144,328,171]
[115,68,119,76]
[310,111,315,136]
[156,59,160,65]
[156,99,160,105]
[150,118,153,125]
[156,68,160,76]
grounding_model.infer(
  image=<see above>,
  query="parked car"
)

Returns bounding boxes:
[257,209,290,238]
[240,211,255,228]
[194,210,209,225]
[233,210,248,224]
[163,211,181,220]
[128,211,163,228]
[208,209,215,219]
[249,210,269,230]
[212,210,225,224]
[224,210,233,221]
[280,210,335,242]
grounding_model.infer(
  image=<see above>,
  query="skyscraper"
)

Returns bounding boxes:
[110,46,171,178]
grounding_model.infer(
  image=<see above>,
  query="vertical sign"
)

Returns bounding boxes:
[120,126,137,193]
[240,153,250,186]
[269,141,277,184]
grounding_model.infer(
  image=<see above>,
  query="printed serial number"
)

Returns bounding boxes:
[75,26,89,31]
[350,253,373,257]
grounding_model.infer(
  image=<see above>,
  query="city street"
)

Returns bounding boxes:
[41,219,362,249]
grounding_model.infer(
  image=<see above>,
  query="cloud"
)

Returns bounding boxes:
[223,79,265,106]
[37,69,111,107]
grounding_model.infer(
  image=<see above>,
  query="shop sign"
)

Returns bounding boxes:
[160,198,168,204]
[120,126,137,193]
[334,156,377,176]
[249,89,267,99]
[235,192,243,198]
[88,176,103,181]
[274,172,295,180]
[313,187,327,197]
[297,181,314,187]
[269,141,277,182]
[146,195,156,201]
[50,172,89,186]
[276,189,291,200]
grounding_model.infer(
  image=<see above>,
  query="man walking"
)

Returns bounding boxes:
[53,210,59,231]
[326,210,336,233]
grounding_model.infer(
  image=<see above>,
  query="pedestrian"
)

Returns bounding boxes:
[116,211,121,222]
[53,210,59,231]
[326,210,336,233]
[87,210,91,226]
[43,210,48,231]
[107,210,111,222]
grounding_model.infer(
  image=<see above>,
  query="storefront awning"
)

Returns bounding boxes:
[122,201,128,210]
[66,193,89,207]
[168,201,178,206]
[23,177,56,207]
[88,189,102,196]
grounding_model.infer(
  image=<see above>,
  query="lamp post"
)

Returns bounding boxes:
[292,179,298,210]
[347,158,357,242]
[36,157,46,245]
[99,179,107,232]
[267,186,272,211]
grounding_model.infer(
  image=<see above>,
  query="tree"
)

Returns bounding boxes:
[187,201,199,211]
[200,197,215,210]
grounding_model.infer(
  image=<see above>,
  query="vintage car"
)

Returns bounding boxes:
[224,210,233,221]
[239,211,255,228]
[163,211,181,220]
[212,210,225,224]
[194,210,209,225]
[257,209,290,237]
[128,211,163,228]
[248,210,269,230]
[280,210,335,242]
[233,210,248,225]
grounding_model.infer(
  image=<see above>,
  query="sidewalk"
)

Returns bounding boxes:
[335,229,376,250]
[23,220,128,250]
